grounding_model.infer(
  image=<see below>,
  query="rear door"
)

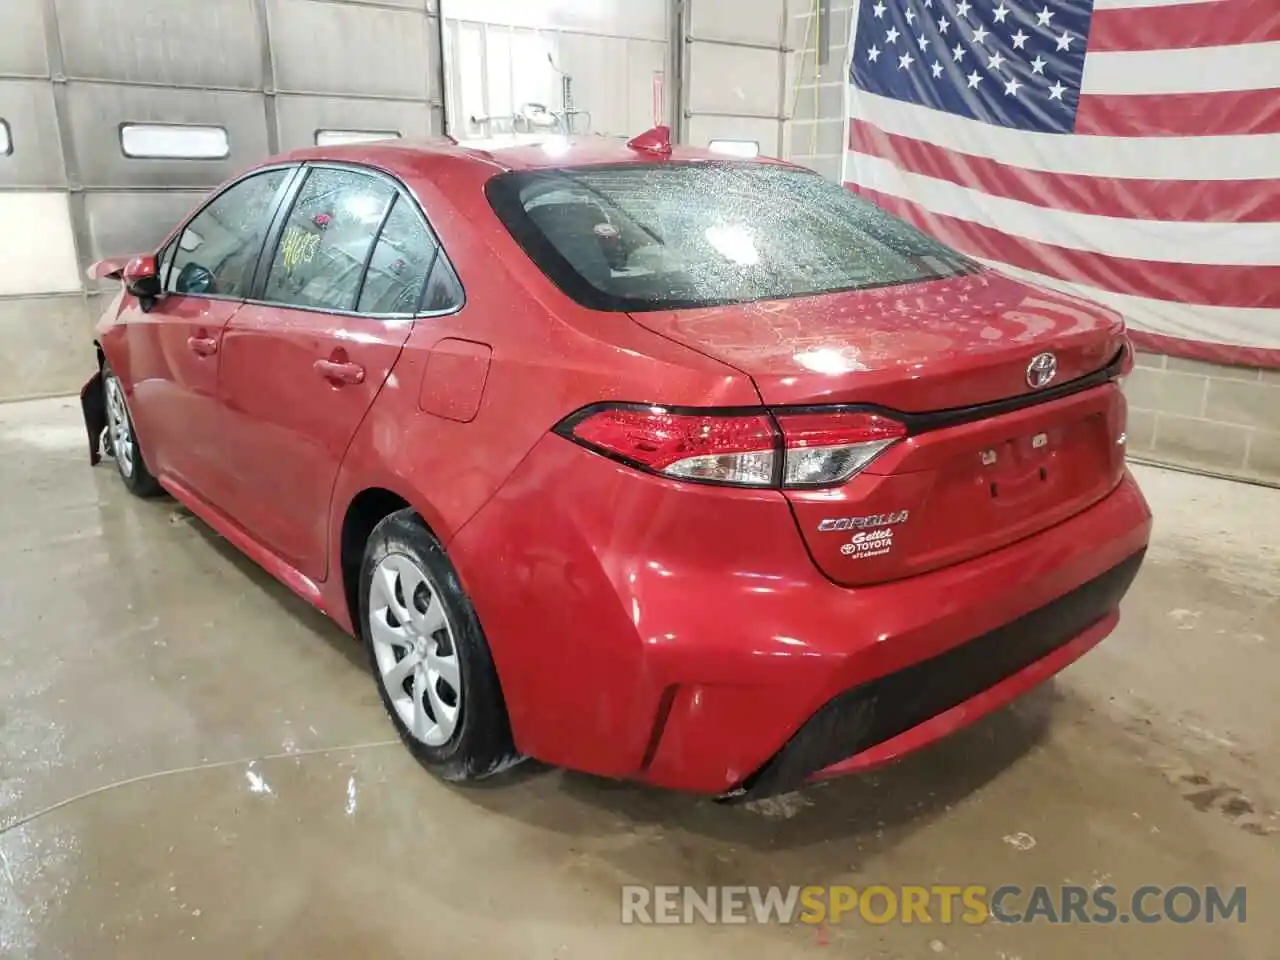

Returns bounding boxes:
[126,167,296,500]
[216,163,455,581]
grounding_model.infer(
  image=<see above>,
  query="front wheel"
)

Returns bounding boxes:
[102,363,162,498]
[359,509,519,781]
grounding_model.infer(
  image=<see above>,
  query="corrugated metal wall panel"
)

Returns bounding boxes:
[341,0,430,9]
[83,190,207,265]
[690,0,784,46]
[682,0,787,156]
[0,0,448,399]
[0,296,97,401]
[0,81,66,186]
[65,84,269,189]
[0,193,82,296]
[55,0,263,89]
[2,0,652,398]
[0,0,50,79]
[442,0,666,40]
[687,44,782,118]
[269,0,434,100]
[687,114,781,151]
[556,33,631,135]
[275,95,435,151]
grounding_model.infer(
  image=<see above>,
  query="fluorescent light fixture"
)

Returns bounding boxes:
[315,130,402,147]
[0,120,10,156]
[121,123,229,160]
[708,139,761,158]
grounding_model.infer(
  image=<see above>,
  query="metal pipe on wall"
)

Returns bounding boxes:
[669,0,686,141]
[434,2,450,136]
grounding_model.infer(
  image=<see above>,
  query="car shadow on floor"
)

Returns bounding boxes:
[175,505,369,674]
[461,682,1062,888]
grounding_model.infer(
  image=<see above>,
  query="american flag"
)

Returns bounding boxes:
[845,0,1280,367]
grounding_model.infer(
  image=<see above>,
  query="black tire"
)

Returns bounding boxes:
[102,362,163,498]
[359,508,519,781]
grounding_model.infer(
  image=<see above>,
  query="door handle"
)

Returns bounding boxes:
[314,359,366,385]
[187,336,218,357]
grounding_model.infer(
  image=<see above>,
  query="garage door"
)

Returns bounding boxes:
[681,0,788,157]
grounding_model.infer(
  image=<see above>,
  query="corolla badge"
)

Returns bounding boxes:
[1026,352,1058,389]
[818,510,908,533]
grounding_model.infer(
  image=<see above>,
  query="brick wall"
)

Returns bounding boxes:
[1125,355,1280,481]
[787,0,855,181]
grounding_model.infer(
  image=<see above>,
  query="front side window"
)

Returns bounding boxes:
[263,167,394,312]
[168,169,290,298]
[356,197,438,314]
[486,162,974,312]
[157,236,178,289]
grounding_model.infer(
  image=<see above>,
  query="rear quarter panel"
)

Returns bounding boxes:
[323,171,758,625]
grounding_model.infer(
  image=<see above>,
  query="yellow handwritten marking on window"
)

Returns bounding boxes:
[280,226,321,273]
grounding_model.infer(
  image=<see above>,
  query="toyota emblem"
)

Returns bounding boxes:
[1026,352,1058,389]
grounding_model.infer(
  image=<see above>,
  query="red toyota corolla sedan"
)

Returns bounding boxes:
[81,128,1151,799]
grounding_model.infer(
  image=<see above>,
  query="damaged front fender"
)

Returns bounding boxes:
[80,370,109,465]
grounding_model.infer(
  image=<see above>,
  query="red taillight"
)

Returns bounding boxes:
[565,406,778,486]
[775,411,908,486]
[559,405,906,488]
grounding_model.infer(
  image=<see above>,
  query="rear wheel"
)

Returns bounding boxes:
[359,509,519,781]
[102,363,162,498]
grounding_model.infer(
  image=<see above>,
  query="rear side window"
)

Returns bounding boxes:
[263,167,394,312]
[168,169,290,298]
[486,163,974,312]
[357,197,437,314]
[421,255,463,313]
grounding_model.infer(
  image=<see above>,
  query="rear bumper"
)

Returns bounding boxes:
[733,551,1142,800]
[450,435,1152,795]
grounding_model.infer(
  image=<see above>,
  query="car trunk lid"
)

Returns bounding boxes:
[627,269,1125,411]
[628,269,1130,586]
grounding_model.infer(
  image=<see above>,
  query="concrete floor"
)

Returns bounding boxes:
[1,396,1276,960]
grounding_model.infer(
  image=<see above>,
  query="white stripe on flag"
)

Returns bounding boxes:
[1092,0,1226,9]
[849,90,1280,180]
[976,259,1280,349]
[1082,41,1280,95]
[844,153,1280,265]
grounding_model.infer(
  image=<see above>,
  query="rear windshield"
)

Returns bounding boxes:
[485,162,975,312]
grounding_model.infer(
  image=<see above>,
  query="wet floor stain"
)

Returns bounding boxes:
[1168,770,1276,837]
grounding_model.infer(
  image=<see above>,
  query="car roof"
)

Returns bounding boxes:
[279,135,794,182]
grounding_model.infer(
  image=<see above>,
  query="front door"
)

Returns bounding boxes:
[128,167,295,502]
[217,165,442,581]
